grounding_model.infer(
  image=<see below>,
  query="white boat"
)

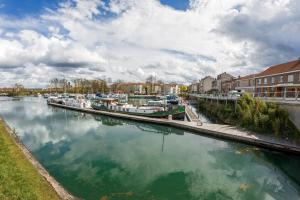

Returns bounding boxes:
[146,100,167,107]
[47,96,64,104]
[92,98,165,115]
[86,94,96,100]
[64,95,92,109]
[34,93,42,97]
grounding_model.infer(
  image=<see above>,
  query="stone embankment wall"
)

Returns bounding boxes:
[280,104,300,131]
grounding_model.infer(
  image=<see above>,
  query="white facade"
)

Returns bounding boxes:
[164,84,179,94]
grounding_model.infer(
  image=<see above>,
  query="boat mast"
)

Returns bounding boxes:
[161,134,165,152]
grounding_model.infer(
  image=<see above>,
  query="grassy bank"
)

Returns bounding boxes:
[198,93,299,138]
[0,119,60,200]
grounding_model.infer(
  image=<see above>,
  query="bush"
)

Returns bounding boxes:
[198,93,299,137]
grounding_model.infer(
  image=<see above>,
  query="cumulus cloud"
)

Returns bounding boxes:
[0,0,300,87]
[217,0,300,68]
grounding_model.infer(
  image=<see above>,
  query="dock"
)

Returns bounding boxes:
[49,102,300,154]
[184,104,203,125]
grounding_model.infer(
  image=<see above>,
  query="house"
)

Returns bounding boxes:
[212,72,235,93]
[163,84,180,95]
[235,74,256,94]
[113,82,144,94]
[221,78,237,94]
[189,82,199,94]
[255,60,300,97]
[199,76,214,93]
[153,84,162,94]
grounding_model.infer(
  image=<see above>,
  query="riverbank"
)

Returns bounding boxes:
[49,102,300,154]
[198,93,300,136]
[0,117,76,200]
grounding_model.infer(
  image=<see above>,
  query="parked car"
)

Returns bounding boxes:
[228,90,242,97]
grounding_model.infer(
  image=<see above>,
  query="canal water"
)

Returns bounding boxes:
[1,97,300,200]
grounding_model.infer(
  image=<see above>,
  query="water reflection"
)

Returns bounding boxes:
[0,97,300,200]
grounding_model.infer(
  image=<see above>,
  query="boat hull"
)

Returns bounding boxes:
[91,104,185,120]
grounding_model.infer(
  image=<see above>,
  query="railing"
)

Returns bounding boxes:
[190,91,300,104]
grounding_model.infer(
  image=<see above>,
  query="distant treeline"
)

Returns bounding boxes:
[49,78,109,94]
[0,78,109,96]
[1,76,189,96]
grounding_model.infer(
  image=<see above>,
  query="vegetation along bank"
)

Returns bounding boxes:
[0,118,64,200]
[198,93,300,138]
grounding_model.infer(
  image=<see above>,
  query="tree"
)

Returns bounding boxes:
[14,83,24,95]
[180,85,188,93]
[146,75,155,83]
[50,78,59,92]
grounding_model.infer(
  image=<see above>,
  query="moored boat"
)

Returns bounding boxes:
[91,98,185,119]
[65,94,92,109]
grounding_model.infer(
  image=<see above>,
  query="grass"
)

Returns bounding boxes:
[0,120,61,200]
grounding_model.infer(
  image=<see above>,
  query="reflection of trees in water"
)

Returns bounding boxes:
[262,151,300,187]
[93,115,184,136]
[206,143,300,199]
[93,115,185,153]
[94,116,124,126]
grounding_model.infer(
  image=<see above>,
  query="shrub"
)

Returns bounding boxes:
[198,93,299,137]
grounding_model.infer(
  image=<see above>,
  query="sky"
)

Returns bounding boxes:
[0,0,300,87]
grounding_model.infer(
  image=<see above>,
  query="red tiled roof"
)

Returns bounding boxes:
[257,60,300,77]
[239,74,257,80]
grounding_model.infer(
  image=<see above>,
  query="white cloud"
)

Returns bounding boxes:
[0,0,300,87]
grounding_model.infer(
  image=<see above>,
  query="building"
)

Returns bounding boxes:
[255,60,300,97]
[221,78,237,94]
[163,84,180,95]
[199,76,214,93]
[113,82,144,94]
[212,72,235,93]
[189,82,199,94]
[235,74,256,94]
[153,84,162,94]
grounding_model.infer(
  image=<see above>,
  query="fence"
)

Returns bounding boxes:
[190,91,300,103]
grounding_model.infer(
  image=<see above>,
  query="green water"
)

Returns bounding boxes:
[1,97,300,200]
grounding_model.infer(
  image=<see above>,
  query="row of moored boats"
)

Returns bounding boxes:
[45,93,185,119]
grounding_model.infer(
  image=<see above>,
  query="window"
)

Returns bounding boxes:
[288,74,294,82]
[280,75,284,83]
[264,78,267,84]
[258,79,261,85]
[271,77,275,84]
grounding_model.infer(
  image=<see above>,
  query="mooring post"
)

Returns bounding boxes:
[234,99,237,113]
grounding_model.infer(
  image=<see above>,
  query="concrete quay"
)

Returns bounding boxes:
[49,102,300,154]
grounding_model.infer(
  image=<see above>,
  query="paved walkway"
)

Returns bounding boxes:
[49,102,300,154]
[183,103,202,125]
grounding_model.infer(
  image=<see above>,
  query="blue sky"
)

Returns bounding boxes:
[0,0,189,17]
[0,0,59,17]
[0,0,300,87]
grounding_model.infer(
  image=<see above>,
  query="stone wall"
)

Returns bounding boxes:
[280,104,300,131]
